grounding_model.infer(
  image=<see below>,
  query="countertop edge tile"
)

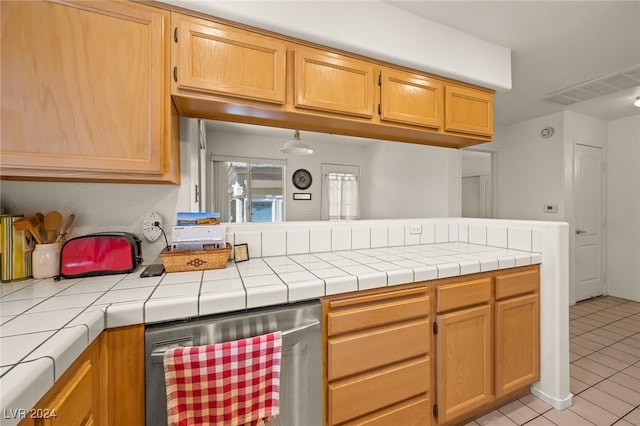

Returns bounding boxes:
[25,325,88,381]
[105,301,145,329]
[0,358,54,426]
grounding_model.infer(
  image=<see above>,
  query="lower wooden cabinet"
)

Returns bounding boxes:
[433,266,540,425]
[323,284,432,426]
[322,265,540,426]
[495,270,540,398]
[18,325,145,426]
[19,336,101,426]
[435,304,493,424]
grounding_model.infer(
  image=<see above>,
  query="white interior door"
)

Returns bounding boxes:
[574,144,605,301]
[462,174,492,218]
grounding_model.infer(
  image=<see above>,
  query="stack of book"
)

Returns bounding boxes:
[1,214,33,282]
[171,212,225,251]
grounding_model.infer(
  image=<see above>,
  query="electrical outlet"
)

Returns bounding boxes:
[409,225,422,235]
[143,211,162,242]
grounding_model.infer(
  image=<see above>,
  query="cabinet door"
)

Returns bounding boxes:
[295,48,375,118]
[495,293,540,397]
[18,336,101,426]
[444,84,494,137]
[173,14,286,104]
[40,361,94,426]
[380,68,443,129]
[0,0,176,182]
[436,304,493,424]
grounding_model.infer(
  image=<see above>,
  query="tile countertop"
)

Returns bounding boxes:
[0,242,541,423]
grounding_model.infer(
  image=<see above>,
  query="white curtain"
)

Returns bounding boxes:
[323,172,359,220]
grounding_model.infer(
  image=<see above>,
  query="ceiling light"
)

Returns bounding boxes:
[279,130,313,155]
[634,96,640,107]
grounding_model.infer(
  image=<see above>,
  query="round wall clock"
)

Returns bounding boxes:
[292,168,312,190]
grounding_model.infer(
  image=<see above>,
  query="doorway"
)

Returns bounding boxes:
[461,150,494,218]
[574,143,606,301]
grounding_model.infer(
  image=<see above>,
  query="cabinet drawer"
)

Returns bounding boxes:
[495,268,539,299]
[42,360,93,425]
[328,319,430,381]
[328,358,430,425]
[345,396,431,426]
[436,278,491,312]
[327,287,429,336]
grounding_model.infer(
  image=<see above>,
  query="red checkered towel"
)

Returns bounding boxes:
[163,331,282,426]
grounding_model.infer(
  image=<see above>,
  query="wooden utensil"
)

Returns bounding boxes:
[24,211,46,243]
[14,217,44,244]
[44,211,63,243]
[55,213,75,243]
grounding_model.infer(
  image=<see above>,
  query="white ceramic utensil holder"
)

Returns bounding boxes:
[32,243,61,279]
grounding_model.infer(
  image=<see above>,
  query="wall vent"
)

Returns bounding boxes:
[541,64,640,106]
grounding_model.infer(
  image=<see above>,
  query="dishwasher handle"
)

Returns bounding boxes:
[281,320,320,343]
[149,320,320,361]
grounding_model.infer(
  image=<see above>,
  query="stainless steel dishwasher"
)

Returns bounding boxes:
[144,300,322,426]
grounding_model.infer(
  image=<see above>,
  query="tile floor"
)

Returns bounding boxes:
[466,296,640,425]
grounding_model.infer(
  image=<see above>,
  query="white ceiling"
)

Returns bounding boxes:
[207,1,640,139]
[385,1,640,125]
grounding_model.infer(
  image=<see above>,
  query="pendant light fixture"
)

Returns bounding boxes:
[279,130,313,155]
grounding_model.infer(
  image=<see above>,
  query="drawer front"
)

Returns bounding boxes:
[495,268,539,299]
[328,358,430,425]
[345,396,431,426]
[328,319,430,381]
[328,288,429,336]
[436,278,491,312]
[46,360,93,426]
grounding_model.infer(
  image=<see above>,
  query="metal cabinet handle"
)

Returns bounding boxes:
[576,229,587,235]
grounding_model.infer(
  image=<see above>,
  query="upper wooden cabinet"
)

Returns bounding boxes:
[0,0,179,183]
[445,84,494,137]
[380,68,443,129]
[172,13,286,104]
[294,47,376,118]
[168,9,494,149]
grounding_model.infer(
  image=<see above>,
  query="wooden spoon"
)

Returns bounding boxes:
[14,217,44,244]
[24,211,46,243]
[55,213,75,243]
[44,211,63,243]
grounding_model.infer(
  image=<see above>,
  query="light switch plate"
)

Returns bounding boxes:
[543,204,558,213]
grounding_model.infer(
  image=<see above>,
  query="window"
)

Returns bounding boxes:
[321,164,360,220]
[212,158,284,223]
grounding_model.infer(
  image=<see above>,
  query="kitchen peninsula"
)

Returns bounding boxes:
[0,217,570,426]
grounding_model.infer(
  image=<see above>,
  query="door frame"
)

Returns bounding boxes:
[461,148,498,218]
[570,140,607,304]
